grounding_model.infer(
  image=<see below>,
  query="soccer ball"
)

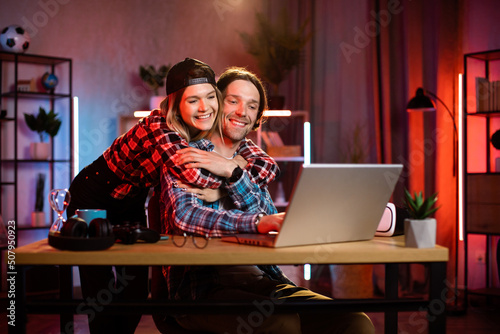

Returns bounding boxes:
[0,25,30,53]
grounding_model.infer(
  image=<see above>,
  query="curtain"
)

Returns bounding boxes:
[268,0,462,297]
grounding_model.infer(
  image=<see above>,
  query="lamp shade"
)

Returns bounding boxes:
[407,88,436,112]
[492,129,500,150]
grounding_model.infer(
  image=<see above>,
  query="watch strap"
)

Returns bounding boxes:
[228,166,243,183]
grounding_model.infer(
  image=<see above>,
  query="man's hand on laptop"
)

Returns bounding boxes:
[257,212,286,234]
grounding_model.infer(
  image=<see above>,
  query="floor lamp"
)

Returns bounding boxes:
[407,88,458,176]
[406,88,465,313]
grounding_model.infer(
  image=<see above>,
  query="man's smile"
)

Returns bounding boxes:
[228,118,248,127]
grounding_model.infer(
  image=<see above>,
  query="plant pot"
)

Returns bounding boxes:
[31,211,46,227]
[404,218,436,248]
[149,96,166,110]
[30,142,50,160]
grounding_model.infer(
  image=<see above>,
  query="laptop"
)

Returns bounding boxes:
[221,163,403,248]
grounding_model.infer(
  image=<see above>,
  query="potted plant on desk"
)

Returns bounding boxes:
[24,107,61,160]
[404,189,440,248]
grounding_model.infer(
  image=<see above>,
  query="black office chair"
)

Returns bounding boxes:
[148,191,208,334]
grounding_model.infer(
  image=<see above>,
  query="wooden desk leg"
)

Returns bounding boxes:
[59,265,74,334]
[384,263,398,334]
[428,262,447,334]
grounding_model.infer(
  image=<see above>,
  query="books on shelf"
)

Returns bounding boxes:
[261,130,301,157]
[475,77,500,112]
[261,131,284,147]
[267,145,301,157]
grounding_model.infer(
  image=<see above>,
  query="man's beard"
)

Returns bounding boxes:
[222,126,250,143]
[222,118,252,143]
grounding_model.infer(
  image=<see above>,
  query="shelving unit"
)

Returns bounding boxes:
[254,110,309,210]
[463,49,500,301]
[0,52,73,244]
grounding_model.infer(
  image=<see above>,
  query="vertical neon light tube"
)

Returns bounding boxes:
[303,121,311,280]
[73,96,79,178]
[304,122,311,165]
[303,263,311,281]
[458,74,463,241]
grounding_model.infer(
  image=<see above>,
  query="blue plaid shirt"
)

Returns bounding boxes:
[161,140,294,300]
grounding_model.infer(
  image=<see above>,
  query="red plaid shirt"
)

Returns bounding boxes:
[184,138,281,188]
[103,110,279,199]
[234,138,280,187]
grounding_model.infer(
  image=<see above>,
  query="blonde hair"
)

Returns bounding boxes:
[159,85,223,142]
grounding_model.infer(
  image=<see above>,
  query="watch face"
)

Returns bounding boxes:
[255,213,264,226]
[229,166,243,182]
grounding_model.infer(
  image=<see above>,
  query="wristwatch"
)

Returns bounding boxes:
[228,166,243,183]
[255,213,265,228]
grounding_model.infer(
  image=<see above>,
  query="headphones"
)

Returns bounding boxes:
[62,216,113,238]
[48,216,115,251]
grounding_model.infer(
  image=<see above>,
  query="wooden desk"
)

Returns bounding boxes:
[11,236,449,334]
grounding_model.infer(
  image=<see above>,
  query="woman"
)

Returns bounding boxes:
[67,58,224,334]
[67,58,222,227]
[67,58,280,334]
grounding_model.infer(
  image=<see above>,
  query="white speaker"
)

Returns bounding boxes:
[375,202,406,237]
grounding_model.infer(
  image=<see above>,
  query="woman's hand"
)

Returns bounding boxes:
[176,181,227,203]
[233,155,249,169]
[175,147,239,178]
[257,212,286,234]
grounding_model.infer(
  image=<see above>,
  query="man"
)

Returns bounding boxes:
[160,67,375,333]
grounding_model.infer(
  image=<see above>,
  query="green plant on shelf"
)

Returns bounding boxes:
[24,107,61,142]
[139,64,171,96]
